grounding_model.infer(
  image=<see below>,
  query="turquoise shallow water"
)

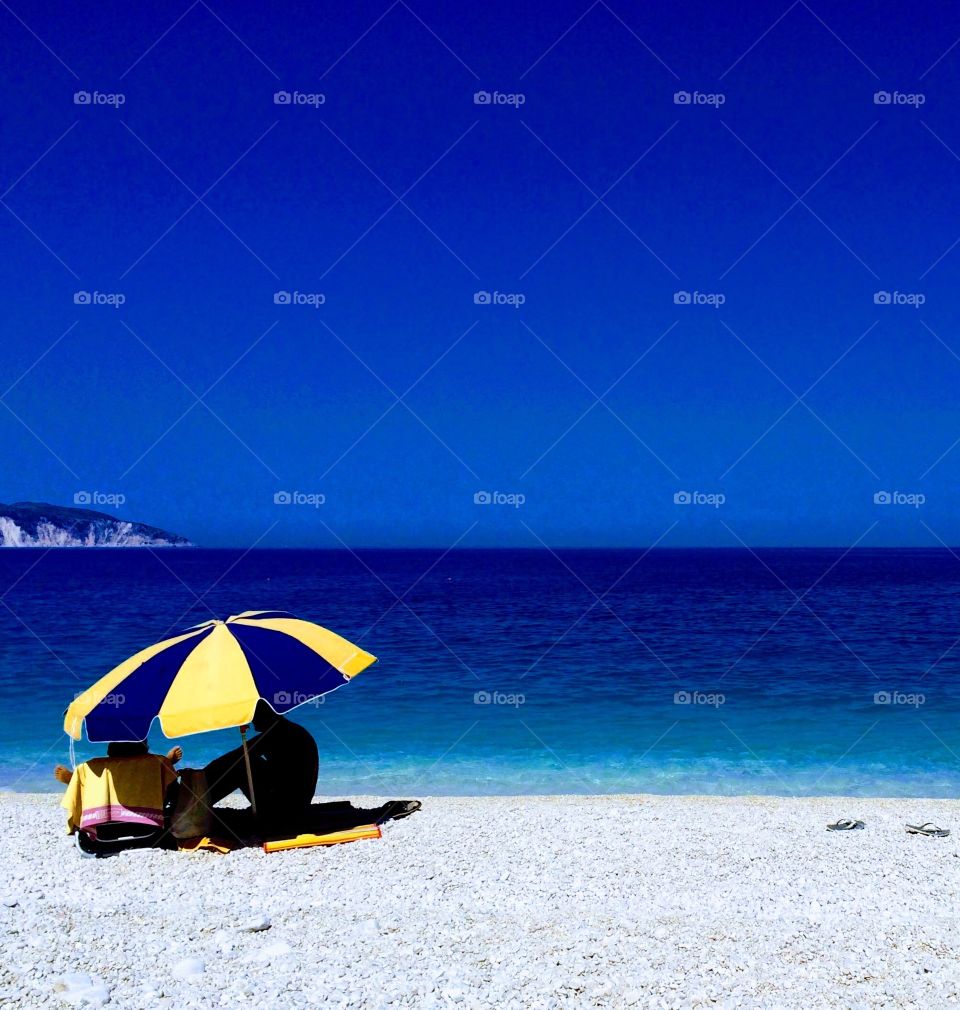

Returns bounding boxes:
[0,547,958,796]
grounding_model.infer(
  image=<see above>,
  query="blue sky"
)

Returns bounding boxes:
[2,0,960,546]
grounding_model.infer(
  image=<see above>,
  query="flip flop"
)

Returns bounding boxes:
[376,800,422,824]
[826,818,865,831]
[905,822,950,838]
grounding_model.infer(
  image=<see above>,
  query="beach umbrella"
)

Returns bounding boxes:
[63,610,377,814]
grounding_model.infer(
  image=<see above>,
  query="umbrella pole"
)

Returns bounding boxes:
[240,725,257,818]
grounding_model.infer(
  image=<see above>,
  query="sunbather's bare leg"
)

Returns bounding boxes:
[166,746,182,764]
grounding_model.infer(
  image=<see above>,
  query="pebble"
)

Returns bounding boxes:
[245,940,293,964]
[53,973,111,1007]
[171,957,206,979]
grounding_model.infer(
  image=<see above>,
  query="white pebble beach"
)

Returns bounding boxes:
[2,792,960,1009]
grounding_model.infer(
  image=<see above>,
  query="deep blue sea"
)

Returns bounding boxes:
[1,548,958,796]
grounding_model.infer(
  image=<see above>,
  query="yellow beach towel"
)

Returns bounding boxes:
[177,835,239,855]
[61,755,177,839]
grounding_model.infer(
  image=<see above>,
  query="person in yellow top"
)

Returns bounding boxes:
[58,742,182,844]
[54,743,182,785]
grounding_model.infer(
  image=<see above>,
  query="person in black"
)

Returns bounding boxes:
[203,701,319,830]
[199,701,421,838]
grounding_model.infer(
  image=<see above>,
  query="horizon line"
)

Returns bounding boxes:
[18,544,957,551]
